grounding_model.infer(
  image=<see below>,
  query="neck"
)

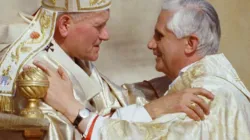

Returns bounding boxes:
[171,55,203,80]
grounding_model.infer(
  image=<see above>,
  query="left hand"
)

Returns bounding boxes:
[144,88,214,121]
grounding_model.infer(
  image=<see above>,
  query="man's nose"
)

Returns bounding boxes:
[147,38,157,50]
[99,26,109,41]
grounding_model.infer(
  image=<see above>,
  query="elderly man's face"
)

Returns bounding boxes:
[66,10,110,61]
[148,10,186,79]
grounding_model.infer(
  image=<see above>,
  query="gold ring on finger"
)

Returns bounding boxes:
[190,102,196,108]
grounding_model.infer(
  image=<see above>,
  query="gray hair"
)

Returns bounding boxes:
[162,0,221,56]
[57,12,94,22]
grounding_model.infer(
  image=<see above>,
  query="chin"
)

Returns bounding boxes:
[155,64,164,72]
[89,55,99,61]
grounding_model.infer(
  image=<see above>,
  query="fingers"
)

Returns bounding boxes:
[194,88,214,100]
[189,102,205,120]
[33,60,51,76]
[23,65,32,71]
[183,106,200,121]
[57,66,69,81]
[192,95,210,115]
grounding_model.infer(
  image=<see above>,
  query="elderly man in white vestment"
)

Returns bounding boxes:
[34,0,250,139]
[0,0,215,139]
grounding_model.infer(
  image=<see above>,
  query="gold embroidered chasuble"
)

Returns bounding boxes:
[98,54,250,140]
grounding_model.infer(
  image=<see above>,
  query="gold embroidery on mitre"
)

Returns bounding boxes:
[42,0,68,11]
[90,0,106,6]
[40,11,51,30]
[50,0,56,5]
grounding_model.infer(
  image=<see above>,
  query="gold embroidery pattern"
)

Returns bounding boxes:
[105,120,166,140]
[50,0,56,5]
[40,11,51,29]
[20,47,32,53]
[11,42,23,64]
[42,0,68,11]
[77,0,111,10]
[90,0,105,6]
[2,66,11,78]
[27,11,51,44]
[90,0,98,6]
[167,63,206,94]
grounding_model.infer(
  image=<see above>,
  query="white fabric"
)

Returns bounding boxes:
[87,104,152,139]
[0,24,29,45]
[92,54,250,140]
[111,104,152,122]
[83,113,98,138]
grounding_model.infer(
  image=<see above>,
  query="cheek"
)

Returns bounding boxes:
[159,40,176,67]
[78,27,98,42]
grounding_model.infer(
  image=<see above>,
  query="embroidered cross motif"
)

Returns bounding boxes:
[44,42,54,52]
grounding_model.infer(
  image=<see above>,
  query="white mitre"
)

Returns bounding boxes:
[0,0,112,113]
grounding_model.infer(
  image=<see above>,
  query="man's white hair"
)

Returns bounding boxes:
[57,12,94,22]
[162,0,221,56]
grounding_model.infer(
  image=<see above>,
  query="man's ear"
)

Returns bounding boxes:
[57,14,73,37]
[184,34,199,55]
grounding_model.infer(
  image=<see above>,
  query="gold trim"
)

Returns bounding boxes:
[90,0,99,6]
[77,0,111,10]
[65,0,69,10]
[42,0,68,11]
[0,95,14,113]
[18,83,49,87]
[50,0,56,5]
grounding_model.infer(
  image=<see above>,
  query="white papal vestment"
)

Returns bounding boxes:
[86,54,250,140]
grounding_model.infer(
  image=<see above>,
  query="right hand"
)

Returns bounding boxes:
[144,88,214,121]
[33,60,84,122]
